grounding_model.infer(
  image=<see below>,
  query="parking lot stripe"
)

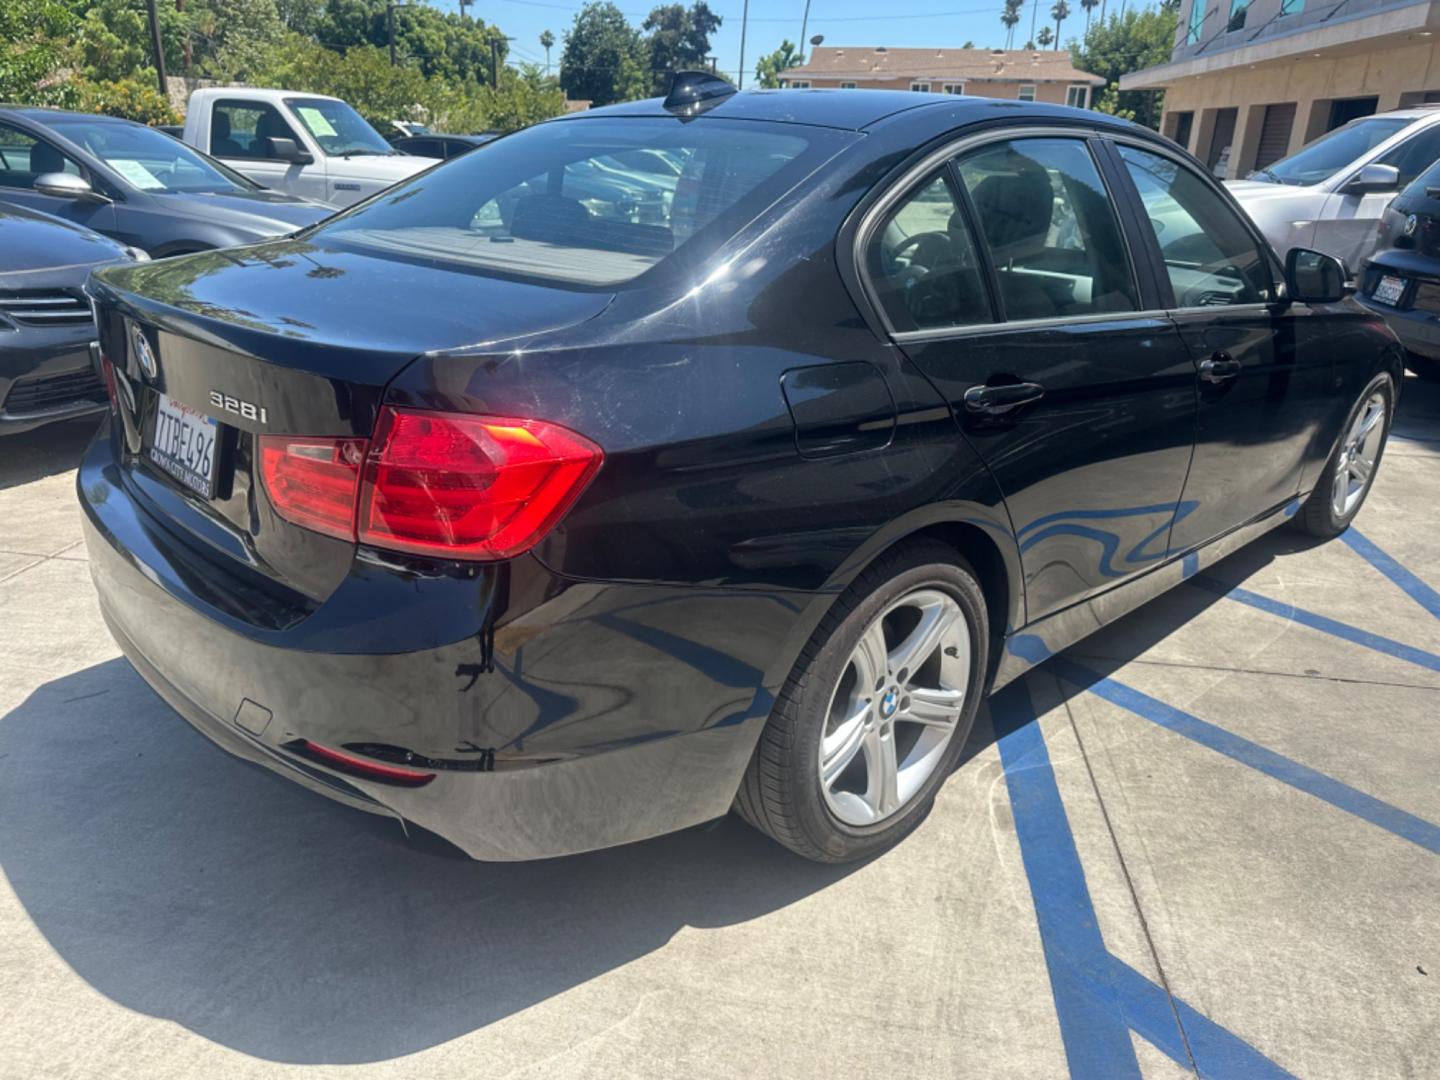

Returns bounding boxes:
[993,682,1298,1078]
[1340,528,1440,621]
[1048,658,1440,857]
[1189,577,1440,674]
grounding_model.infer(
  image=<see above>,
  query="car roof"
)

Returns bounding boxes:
[189,87,342,105]
[556,87,1140,134]
[0,106,140,126]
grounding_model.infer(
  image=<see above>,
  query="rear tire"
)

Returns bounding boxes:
[1405,352,1440,381]
[735,541,988,863]
[1293,374,1393,538]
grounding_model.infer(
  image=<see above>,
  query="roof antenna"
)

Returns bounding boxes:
[663,70,737,118]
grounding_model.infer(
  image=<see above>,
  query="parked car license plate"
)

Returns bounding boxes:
[148,393,218,498]
[1373,274,1407,306]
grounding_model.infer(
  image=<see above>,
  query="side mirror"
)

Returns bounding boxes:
[34,172,108,203]
[265,136,314,165]
[1342,162,1399,195]
[1286,247,1349,304]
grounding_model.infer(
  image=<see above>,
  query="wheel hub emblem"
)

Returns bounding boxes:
[879,687,899,719]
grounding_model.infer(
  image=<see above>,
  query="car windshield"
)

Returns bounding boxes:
[44,117,258,194]
[310,117,850,288]
[286,98,395,157]
[1251,116,1413,186]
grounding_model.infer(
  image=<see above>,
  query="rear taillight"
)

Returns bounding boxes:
[258,435,366,540]
[100,353,118,411]
[283,740,435,787]
[256,407,602,560]
[358,408,603,559]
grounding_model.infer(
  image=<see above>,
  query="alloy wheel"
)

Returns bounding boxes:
[818,587,971,827]
[1332,391,1387,519]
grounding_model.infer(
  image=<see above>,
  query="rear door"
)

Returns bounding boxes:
[1110,138,1333,551]
[866,131,1198,622]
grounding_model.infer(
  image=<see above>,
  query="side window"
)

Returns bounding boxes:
[1117,144,1271,307]
[956,137,1137,320]
[1376,125,1440,188]
[212,101,301,161]
[0,122,81,189]
[865,171,993,333]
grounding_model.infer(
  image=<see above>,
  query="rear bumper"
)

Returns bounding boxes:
[1354,293,1440,360]
[79,425,815,860]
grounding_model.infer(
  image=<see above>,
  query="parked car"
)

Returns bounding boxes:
[389,133,496,160]
[1227,107,1440,276]
[0,108,334,258]
[0,202,136,435]
[182,88,430,207]
[1356,156,1440,380]
[81,79,1402,864]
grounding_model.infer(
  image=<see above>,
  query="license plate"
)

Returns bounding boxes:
[148,393,218,498]
[1373,274,1407,306]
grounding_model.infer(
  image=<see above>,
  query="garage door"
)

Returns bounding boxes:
[1255,103,1296,170]
[1206,108,1237,177]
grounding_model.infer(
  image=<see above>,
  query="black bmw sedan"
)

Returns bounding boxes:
[1357,158,1440,381]
[0,108,332,258]
[1,202,135,435]
[80,78,1403,863]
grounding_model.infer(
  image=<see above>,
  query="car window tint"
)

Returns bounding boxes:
[1376,124,1440,188]
[1117,144,1270,307]
[956,137,1137,321]
[0,122,82,189]
[212,101,301,161]
[865,171,992,333]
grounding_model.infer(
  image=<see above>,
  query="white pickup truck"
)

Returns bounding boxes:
[181,88,429,208]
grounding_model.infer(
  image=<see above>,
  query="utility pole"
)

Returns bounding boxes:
[387,2,398,65]
[1029,0,1040,45]
[489,37,515,88]
[737,0,749,89]
[798,0,812,64]
[145,0,168,97]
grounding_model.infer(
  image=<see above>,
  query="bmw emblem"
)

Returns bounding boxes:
[130,322,157,379]
[879,687,899,719]
[1405,213,1420,237]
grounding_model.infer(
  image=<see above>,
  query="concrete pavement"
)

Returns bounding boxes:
[1,379,1437,1078]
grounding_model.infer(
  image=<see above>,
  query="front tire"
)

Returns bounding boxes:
[1293,374,1393,538]
[735,541,988,863]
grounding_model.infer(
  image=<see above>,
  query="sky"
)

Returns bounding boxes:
[425,0,1114,88]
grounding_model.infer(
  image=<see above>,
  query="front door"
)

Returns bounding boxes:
[865,134,1198,623]
[0,121,117,236]
[1317,122,1440,274]
[1112,141,1332,552]
[208,99,313,198]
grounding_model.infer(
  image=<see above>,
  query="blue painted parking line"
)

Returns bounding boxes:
[1340,528,1440,621]
[992,681,1296,1079]
[1045,657,1440,857]
[1188,576,1440,674]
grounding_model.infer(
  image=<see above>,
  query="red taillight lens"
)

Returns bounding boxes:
[357,407,603,559]
[284,740,435,787]
[100,353,118,411]
[258,435,366,541]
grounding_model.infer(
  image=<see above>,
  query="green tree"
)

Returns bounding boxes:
[1050,0,1070,47]
[1070,3,1177,128]
[189,0,287,82]
[642,2,720,93]
[76,0,190,83]
[1080,0,1100,31]
[540,28,555,73]
[315,0,504,84]
[0,0,80,107]
[754,38,801,89]
[559,2,647,106]
[77,77,181,124]
[1036,26,1054,47]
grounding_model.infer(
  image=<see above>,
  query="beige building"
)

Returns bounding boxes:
[779,46,1106,108]
[1123,0,1440,177]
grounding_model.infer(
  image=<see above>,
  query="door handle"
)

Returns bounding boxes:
[963,381,1046,415]
[1199,352,1241,384]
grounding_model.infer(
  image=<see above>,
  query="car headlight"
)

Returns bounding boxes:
[124,246,151,262]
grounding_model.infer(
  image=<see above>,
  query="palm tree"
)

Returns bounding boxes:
[1050,0,1070,47]
[1036,26,1055,46]
[1081,0,1099,30]
[1001,0,1022,48]
[540,29,555,75]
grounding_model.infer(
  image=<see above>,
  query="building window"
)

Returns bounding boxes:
[1227,0,1249,32]
[1065,85,1089,108]
[1186,0,1205,44]
[1279,0,1304,12]
[839,81,856,89]
[911,81,932,92]
[1018,84,1037,102]
[943,83,966,94]
[786,80,810,89]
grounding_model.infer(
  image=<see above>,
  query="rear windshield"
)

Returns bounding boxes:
[309,117,850,288]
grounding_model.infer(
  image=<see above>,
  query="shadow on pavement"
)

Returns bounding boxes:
[1394,370,1440,443]
[0,417,100,492]
[0,658,858,1065]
